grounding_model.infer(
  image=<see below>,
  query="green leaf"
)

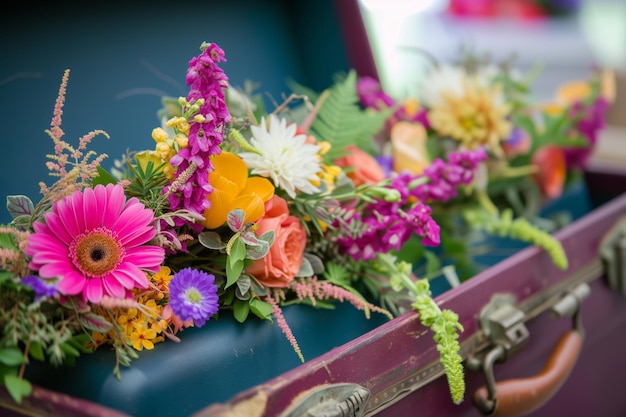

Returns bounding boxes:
[91,165,118,187]
[233,298,250,323]
[323,262,351,287]
[296,257,314,277]
[198,231,227,250]
[79,313,114,333]
[3,374,32,404]
[308,70,392,161]
[230,237,247,260]
[0,347,25,366]
[423,250,442,276]
[303,253,325,274]
[246,240,270,260]
[225,238,246,288]
[6,195,34,220]
[249,298,274,321]
[227,209,246,232]
[60,342,80,358]
[28,342,45,362]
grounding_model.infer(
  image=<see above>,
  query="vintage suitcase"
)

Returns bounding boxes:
[190,173,626,417]
[4,170,626,417]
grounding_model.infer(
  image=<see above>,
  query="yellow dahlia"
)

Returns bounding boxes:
[428,77,512,157]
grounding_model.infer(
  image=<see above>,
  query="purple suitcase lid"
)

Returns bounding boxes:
[0,384,131,417]
[194,191,626,417]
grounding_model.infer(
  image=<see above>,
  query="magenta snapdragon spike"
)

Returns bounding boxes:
[166,43,231,215]
[413,147,487,203]
[336,148,486,261]
[564,97,609,169]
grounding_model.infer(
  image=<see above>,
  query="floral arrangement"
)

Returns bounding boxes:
[0,41,611,411]
[353,52,614,281]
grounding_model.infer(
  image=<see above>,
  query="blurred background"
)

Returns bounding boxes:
[1,0,624,224]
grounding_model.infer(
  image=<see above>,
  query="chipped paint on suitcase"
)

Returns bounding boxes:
[193,176,626,417]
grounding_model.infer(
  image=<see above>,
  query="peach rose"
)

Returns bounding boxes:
[246,195,307,287]
[334,145,386,187]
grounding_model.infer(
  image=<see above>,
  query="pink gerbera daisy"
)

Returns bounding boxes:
[25,184,165,303]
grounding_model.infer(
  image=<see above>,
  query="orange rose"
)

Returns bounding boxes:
[246,195,307,288]
[334,145,386,186]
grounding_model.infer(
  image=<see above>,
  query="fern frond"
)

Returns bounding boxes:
[308,70,393,161]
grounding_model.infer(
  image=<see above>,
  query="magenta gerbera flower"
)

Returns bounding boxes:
[168,267,219,327]
[25,184,165,303]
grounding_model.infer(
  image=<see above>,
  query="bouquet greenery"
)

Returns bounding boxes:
[0,41,611,409]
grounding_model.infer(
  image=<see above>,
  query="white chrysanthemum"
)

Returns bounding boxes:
[420,64,519,107]
[239,114,321,198]
[420,65,467,107]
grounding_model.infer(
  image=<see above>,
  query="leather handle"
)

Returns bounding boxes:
[473,329,583,417]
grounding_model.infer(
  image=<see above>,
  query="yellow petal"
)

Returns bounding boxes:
[241,176,275,203]
[556,81,590,104]
[232,194,266,224]
[390,121,429,174]
[209,156,246,202]
[601,69,616,103]
[135,150,164,172]
[203,188,233,229]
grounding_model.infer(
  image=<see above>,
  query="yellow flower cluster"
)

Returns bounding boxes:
[311,141,342,190]
[428,77,512,157]
[150,116,192,180]
[89,267,174,352]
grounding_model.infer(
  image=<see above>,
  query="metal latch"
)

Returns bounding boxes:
[599,215,626,296]
[466,294,529,413]
[279,383,370,417]
[467,284,589,416]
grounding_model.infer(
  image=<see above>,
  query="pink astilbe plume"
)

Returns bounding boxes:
[265,294,304,363]
[291,277,393,320]
[40,69,110,203]
[0,227,30,277]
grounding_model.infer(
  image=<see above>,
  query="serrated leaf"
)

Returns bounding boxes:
[309,70,392,161]
[6,195,34,219]
[4,374,31,404]
[323,262,351,286]
[0,348,25,366]
[79,313,114,333]
[198,231,227,250]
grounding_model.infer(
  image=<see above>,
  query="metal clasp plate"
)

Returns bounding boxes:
[279,383,370,417]
[599,215,626,296]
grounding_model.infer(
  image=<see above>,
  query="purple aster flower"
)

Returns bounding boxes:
[21,275,59,301]
[168,268,219,327]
